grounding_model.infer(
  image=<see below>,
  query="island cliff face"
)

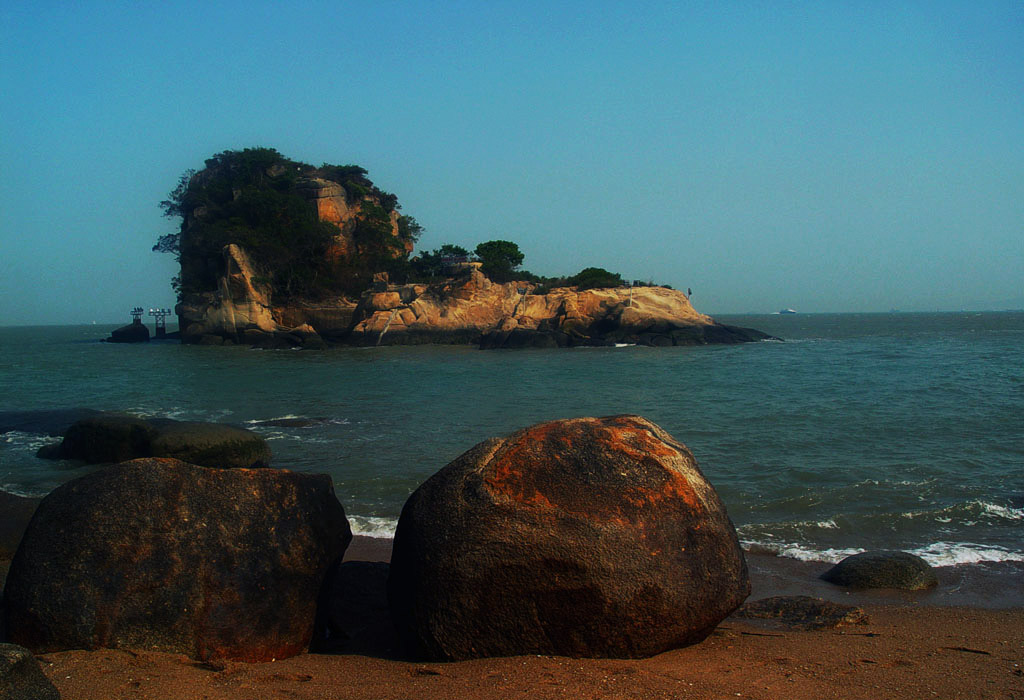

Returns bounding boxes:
[176,246,770,348]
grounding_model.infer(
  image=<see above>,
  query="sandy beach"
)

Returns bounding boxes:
[9,536,1021,700]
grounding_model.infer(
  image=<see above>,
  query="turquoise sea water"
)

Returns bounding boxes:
[1,312,1022,567]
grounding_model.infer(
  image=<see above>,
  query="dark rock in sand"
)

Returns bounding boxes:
[42,414,271,468]
[107,322,150,343]
[316,561,392,653]
[388,415,749,661]
[0,492,40,561]
[4,458,351,661]
[0,644,60,700]
[821,550,938,591]
[734,595,868,630]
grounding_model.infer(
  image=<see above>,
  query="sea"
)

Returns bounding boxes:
[1,312,1022,571]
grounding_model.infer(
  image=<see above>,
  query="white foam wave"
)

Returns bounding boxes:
[740,539,863,563]
[977,501,1024,521]
[245,414,303,424]
[909,542,1024,566]
[742,538,1024,566]
[1,484,43,498]
[2,431,61,451]
[899,500,1024,523]
[348,516,398,539]
[254,430,288,441]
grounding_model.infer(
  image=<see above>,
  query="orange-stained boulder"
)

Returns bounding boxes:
[4,459,351,661]
[387,416,750,660]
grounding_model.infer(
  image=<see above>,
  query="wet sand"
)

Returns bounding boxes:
[15,536,1020,700]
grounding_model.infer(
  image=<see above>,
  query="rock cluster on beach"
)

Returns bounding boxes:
[2,413,755,666]
[177,246,772,349]
[2,411,953,676]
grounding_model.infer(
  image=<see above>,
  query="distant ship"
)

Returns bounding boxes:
[773,308,797,315]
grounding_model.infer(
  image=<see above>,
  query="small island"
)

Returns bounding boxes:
[154,148,772,349]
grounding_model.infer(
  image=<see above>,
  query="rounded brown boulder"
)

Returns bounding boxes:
[387,415,750,660]
[4,458,351,662]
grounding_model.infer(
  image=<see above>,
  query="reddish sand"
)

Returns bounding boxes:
[35,606,1024,700]
[16,537,1023,700]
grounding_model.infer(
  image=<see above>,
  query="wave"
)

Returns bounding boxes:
[348,515,398,539]
[909,542,1024,566]
[742,539,1024,566]
[245,415,351,428]
[2,430,61,452]
[897,499,1024,523]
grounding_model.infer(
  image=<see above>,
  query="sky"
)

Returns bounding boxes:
[1,1,1022,325]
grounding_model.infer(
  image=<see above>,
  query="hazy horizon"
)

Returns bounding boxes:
[2,2,1021,326]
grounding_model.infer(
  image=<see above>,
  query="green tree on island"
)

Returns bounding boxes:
[474,240,524,283]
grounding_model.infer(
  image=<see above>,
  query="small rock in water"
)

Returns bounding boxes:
[40,413,271,468]
[734,595,868,629]
[107,322,150,343]
[820,550,938,590]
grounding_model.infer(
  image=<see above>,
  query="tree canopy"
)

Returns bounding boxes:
[473,240,524,283]
[155,147,421,299]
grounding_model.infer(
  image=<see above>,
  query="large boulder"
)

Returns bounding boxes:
[4,458,351,661]
[820,550,938,591]
[0,644,60,700]
[387,415,749,660]
[43,414,271,468]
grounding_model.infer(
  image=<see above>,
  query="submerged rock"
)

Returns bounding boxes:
[41,413,271,468]
[388,415,749,660]
[0,408,103,437]
[146,419,272,468]
[4,458,351,661]
[0,644,60,700]
[821,550,938,591]
[54,414,156,463]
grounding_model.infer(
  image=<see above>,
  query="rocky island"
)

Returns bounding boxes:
[157,148,771,349]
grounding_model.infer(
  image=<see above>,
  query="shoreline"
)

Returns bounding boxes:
[344,535,1024,610]
[17,535,1023,700]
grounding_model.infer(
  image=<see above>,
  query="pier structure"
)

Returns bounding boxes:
[148,308,172,338]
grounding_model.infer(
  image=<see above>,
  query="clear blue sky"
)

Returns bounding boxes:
[2,1,1021,324]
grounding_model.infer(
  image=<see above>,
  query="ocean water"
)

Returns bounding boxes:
[1,312,1022,568]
